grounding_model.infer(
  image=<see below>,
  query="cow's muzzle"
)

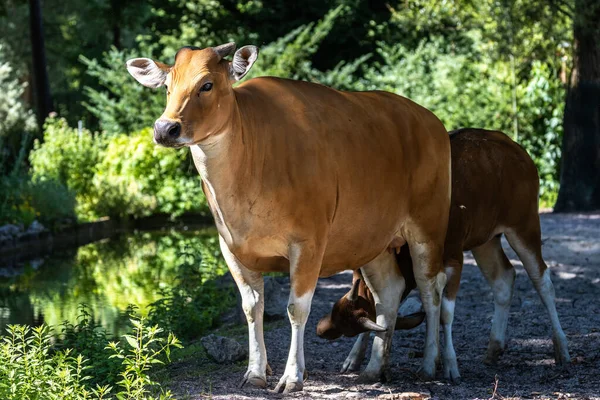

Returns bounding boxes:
[154,119,182,146]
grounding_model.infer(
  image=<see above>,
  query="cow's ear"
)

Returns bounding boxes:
[126,58,170,88]
[230,45,258,81]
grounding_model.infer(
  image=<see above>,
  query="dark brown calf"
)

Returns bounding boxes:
[316,246,425,340]
[318,128,570,381]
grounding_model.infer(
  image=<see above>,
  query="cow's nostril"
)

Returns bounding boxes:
[167,123,181,138]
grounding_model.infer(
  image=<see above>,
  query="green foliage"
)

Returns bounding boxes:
[360,36,565,199]
[148,236,235,341]
[29,119,208,222]
[0,324,104,400]
[0,42,36,181]
[59,305,124,387]
[106,318,181,400]
[30,117,100,202]
[93,128,206,219]
[81,48,165,134]
[0,310,181,400]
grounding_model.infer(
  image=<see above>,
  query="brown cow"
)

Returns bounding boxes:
[317,128,571,381]
[126,43,451,392]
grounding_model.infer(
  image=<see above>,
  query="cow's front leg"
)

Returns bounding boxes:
[219,236,269,388]
[274,241,323,394]
[358,251,405,382]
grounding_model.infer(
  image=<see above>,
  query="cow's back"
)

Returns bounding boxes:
[447,128,539,251]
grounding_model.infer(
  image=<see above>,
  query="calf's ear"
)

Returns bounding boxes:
[316,314,342,340]
[126,58,170,88]
[229,45,258,81]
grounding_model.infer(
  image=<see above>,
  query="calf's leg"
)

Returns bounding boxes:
[358,251,405,382]
[471,236,516,365]
[274,241,324,394]
[220,236,269,388]
[505,224,570,366]
[441,256,462,382]
[341,332,369,373]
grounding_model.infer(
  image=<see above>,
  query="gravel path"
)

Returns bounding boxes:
[172,212,600,399]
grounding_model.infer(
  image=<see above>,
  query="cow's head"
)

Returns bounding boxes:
[316,278,425,340]
[126,43,258,147]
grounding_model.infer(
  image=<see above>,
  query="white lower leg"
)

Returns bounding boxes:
[486,268,515,363]
[536,269,570,364]
[220,237,267,387]
[507,232,570,365]
[279,292,313,388]
[441,297,460,381]
[419,271,446,378]
[341,332,369,372]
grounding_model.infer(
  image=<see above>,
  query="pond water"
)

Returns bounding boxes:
[0,227,228,337]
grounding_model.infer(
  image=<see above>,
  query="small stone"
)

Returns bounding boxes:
[27,220,46,234]
[201,334,247,364]
[0,224,21,238]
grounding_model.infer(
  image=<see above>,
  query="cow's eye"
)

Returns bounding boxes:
[200,82,213,92]
[164,85,170,96]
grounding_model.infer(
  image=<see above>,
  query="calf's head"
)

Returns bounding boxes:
[126,43,258,147]
[316,278,425,340]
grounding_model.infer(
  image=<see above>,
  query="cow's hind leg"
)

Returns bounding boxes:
[409,240,447,380]
[358,251,405,383]
[505,222,570,366]
[219,236,269,388]
[274,241,324,394]
[471,236,516,365]
[341,332,369,373]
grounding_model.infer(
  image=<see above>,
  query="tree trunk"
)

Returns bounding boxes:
[555,0,600,211]
[29,0,52,127]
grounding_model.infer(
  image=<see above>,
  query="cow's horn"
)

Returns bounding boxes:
[213,42,236,60]
[359,317,386,332]
[346,278,361,302]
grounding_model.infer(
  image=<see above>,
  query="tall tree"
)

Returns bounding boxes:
[555,0,600,211]
[28,0,52,126]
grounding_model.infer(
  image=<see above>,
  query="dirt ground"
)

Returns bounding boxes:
[170,212,600,399]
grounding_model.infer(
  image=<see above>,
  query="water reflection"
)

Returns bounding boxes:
[0,228,226,336]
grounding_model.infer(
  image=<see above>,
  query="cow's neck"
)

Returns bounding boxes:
[190,99,254,242]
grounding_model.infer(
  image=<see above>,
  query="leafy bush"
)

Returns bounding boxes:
[29,119,208,222]
[360,38,563,203]
[93,128,206,219]
[59,305,124,387]
[81,48,165,135]
[0,311,181,400]
[247,5,369,90]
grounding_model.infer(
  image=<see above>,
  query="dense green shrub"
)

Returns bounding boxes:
[80,48,165,135]
[29,119,208,222]
[360,38,563,203]
[93,128,206,219]
[0,313,181,400]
